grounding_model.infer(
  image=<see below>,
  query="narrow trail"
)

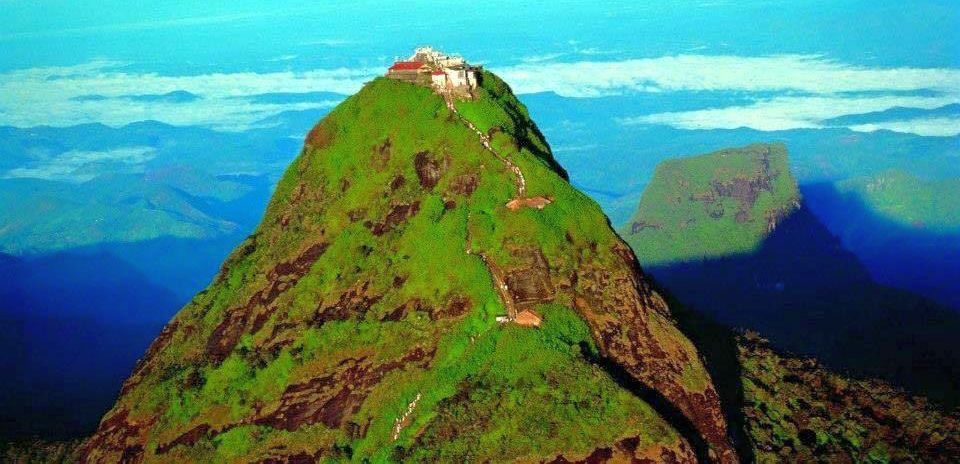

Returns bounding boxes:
[445,97,526,199]
[392,392,421,441]
[443,94,714,460]
[391,95,531,440]
[448,95,524,323]
[463,207,518,320]
[480,253,518,319]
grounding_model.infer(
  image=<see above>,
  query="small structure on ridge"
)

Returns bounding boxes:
[387,47,481,96]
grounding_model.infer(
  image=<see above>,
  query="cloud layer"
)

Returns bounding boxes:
[497,55,960,136]
[0,61,375,130]
[619,95,960,134]
[848,117,960,137]
[1,55,957,137]
[499,54,960,97]
[5,146,156,182]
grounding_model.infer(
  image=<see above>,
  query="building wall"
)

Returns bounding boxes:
[389,50,480,93]
[388,69,427,84]
[447,69,467,87]
[438,57,464,67]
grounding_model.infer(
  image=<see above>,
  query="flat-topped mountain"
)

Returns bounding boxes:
[621,143,800,266]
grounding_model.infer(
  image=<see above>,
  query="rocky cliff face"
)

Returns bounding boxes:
[80,72,735,462]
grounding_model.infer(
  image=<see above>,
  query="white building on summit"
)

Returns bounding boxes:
[386,47,480,94]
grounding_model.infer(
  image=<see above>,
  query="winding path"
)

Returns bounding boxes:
[445,98,527,199]
[447,96,528,323]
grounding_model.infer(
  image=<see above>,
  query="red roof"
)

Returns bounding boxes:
[389,61,425,71]
[431,69,445,75]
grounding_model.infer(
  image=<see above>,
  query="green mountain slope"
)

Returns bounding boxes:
[80,73,735,463]
[675,302,960,463]
[836,170,960,231]
[0,175,242,253]
[620,144,800,265]
[737,332,960,462]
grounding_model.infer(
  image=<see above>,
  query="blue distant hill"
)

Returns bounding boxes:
[823,103,960,126]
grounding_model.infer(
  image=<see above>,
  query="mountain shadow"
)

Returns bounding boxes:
[0,251,177,441]
[646,205,960,408]
[659,290,756,463]
[802,181,960,312]
[0,171,275,442]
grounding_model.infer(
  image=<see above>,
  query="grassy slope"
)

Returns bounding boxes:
[81,75,712,462]
[836,169,960,231]
[620,144,800,265]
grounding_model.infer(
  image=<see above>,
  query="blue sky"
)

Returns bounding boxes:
[2,1,958,70]
[0,1,957,154]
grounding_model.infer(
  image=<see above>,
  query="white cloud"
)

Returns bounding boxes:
[5,146,156,182]
[849,117,960,137]
[552,144,599,154]
[576,47,619,56]
[2,54,957,137]
[268,54,299,62]
[495,54,960,136]
[619,95,958,131]
[497,54,960,97]
[0,61,377,130]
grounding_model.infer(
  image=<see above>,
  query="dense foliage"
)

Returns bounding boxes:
[738,332,960,463]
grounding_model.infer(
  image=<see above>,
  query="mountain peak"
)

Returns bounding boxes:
[80,70,736,462]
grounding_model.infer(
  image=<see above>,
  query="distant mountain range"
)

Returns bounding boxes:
[0,118,312,254]
[619,143,800,265]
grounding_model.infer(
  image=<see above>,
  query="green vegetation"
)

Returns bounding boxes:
[48,65,950,464]
[0,175,242,253]
[836,169,960,231]
[405,306,678,462]
[620,143,800,265]
[82,74,710,463]
[737,332,960,462]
